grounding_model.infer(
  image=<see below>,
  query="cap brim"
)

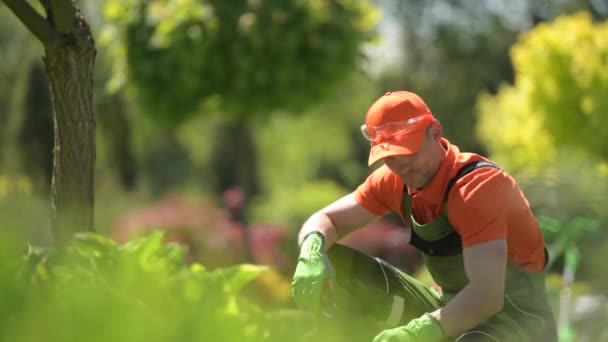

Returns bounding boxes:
[368,130,426,166]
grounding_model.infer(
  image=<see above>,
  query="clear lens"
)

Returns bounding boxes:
[361,115,431,142]
[360,124,372,140]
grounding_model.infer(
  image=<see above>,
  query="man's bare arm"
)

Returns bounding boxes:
[297,193,380,248]
[430,239,508,337]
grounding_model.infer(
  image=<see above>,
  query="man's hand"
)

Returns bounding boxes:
[373,313,444,342]
[291,232,335,312]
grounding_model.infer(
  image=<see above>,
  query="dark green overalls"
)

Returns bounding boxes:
[326,161,557,341]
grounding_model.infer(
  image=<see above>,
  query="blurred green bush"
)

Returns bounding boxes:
[251,180,349,231]
[0,231,381,342]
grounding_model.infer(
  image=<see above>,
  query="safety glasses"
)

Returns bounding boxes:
[360,114,433,142]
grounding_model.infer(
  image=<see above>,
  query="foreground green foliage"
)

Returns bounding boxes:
[1,215,607,341]
[1,232,295,341]
[1,231,384,341]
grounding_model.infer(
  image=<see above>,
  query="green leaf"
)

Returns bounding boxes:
[211,263,269,294]
[72,233,118,259]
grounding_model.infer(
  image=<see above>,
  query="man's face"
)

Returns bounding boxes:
[383,130,439,189]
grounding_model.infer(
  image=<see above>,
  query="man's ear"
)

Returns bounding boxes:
[431,120,442,141]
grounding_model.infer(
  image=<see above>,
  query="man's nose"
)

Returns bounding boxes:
[376,131,389,142]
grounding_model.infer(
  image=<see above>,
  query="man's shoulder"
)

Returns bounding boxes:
[448,162,518,206]
[366,165,402,188]
[444,138,492,171]
[453,151,490,166]
[370,164,397,177]
[443,147,509,192]
[354,165,403,216]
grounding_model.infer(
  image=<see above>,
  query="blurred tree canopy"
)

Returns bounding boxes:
[477,13,608,170]
[101,0,379,124]
[515,13,608,161]
[250,77,377,227]
[378,0,522,153]
[380,0,607,153]
[100,0,380,201]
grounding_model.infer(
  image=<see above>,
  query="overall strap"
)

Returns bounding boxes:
[408,160,501,256]
[443,160,502,202]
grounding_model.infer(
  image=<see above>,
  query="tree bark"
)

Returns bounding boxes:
[96,93,137,191]
[44,23,96,244]
[211,119,259,199]
[210,118,259,262]
[19,62,54,195]
[3,0,97,245]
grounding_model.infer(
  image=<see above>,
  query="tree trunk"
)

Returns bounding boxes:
[211,119,259,199]
[44,23,96,244]
[97,93,137,191]
[19,62,54,195]
[2,0,98,246]
[210,118,259,262]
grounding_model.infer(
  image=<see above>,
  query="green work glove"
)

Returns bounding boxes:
[372,313,444,342]
[291,232,335,312]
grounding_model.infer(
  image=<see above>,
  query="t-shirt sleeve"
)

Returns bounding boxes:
[353,166,400,216]
[447,168,513,247]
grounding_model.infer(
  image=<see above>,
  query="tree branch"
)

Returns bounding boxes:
[38,0,52,22]
[38,0,51,10]
[2,0,60,44]
[50,0,77,34]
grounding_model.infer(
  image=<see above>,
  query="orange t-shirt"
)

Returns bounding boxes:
[353,138,547,272]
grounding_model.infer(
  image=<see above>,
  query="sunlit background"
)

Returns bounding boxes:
[0,0,607,341]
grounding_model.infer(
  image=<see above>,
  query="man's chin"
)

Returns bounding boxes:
[401,177,427,190]
[401,178,419,188]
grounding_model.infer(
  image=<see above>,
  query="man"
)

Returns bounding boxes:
[291,91,557,341]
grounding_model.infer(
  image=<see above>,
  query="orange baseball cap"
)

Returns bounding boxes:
[365,91,435,166]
